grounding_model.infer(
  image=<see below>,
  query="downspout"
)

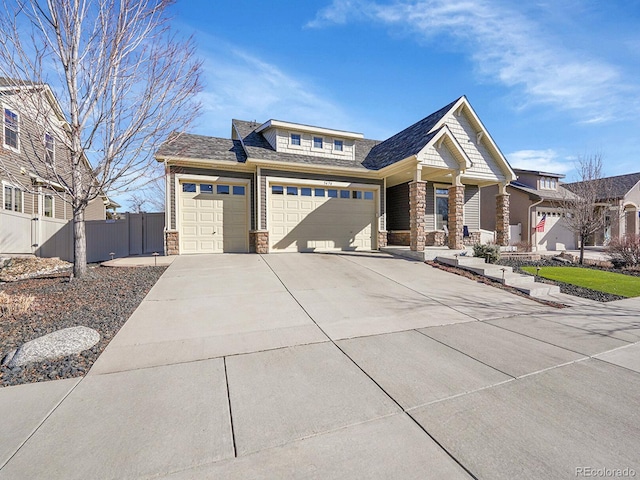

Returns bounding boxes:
[528,197,544,250]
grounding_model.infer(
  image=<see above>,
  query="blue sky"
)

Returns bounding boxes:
[171,0,640,181]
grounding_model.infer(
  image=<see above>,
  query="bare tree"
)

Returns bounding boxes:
[559,154,614,264]
[0,0,201,277]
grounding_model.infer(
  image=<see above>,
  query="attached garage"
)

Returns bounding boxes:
[179,179,249,254]
[533,208,576,251]
[268,181,378,252]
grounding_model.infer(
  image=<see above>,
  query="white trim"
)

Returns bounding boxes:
[255,119,364,139]
[45,131,55,165]
[2,180,25,214]
[257,167,262,230]
[2,104,20,153]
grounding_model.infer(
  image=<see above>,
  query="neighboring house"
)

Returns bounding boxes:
[156,96,515,255]
[564,172,640,245]
[481,169,578,251]
[0,77,114,256]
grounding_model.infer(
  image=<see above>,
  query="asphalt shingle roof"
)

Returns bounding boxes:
[564,172,640,201]
[362,97,460,170]
[156,132,247,163]
[509,181,577,201]
[156,98,463,171]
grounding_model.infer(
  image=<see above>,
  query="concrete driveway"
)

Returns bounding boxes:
[1,252,639,479]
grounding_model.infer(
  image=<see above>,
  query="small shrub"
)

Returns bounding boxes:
[473,243,501,263]
[606,234,640,268]
[0,291,35,317]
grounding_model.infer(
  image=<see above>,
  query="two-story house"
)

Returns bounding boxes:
[1,77,111,256]
[481,168,577,251]
[156,96,516,255]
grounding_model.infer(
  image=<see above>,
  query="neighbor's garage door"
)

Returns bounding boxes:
[269,183,377,252]
[535,209,576,251]
[179,181,248,254]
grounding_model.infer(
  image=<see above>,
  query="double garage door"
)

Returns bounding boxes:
[269,183,377,252]
[179,181,249,254]
[179,179,378,254]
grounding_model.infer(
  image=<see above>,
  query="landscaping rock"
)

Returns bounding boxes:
[2,326,100,368]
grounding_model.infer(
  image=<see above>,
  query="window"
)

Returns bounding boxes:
[200,184,213,193]
[314,188,325,197]
[301,187,312,196]
[313,137,323,149]
[272,185,284,195]
[44,194,53,217]
[364,191,374,200]
[290,133,301,146]
[340,190,350,199]
[45,133,54,164]
[540,177,557,190]
[182,183,196,193]
[217,185,230,195]
[352,190,362,199]
[328,189,338,198]
[3,184,23,213]
[233,185,245,195]
[334,139,343,152]
[287,186,298,195]
[3,108,18,150]
[435,187,449,230]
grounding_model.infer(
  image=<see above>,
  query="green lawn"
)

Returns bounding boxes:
[522,266,640,298]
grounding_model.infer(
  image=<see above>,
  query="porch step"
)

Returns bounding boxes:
[435,255,560,298]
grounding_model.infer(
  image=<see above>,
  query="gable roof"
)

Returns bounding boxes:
[564,172,640,201]
[363,98,460,170]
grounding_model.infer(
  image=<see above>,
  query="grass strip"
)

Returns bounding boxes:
[522,266,640,298]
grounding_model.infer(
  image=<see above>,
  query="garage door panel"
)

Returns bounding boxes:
[270,185,376,252]
[180,182,248,254]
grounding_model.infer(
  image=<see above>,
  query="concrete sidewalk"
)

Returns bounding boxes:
[1,252,638,479]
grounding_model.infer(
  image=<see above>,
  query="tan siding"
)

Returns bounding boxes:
[463,185,480,230]
[85,197,106,220]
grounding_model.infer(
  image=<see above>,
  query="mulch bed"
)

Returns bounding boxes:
[0,266,166,388]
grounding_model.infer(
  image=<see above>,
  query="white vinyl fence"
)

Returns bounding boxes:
[0,211,164,263]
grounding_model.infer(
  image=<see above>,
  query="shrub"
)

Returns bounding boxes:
[472,243,501,263]
[0,291,35,317]
[606,234,640,268]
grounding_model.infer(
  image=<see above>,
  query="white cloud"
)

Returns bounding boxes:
[308,0,633,123]
[506,149,573,174]
[192,38,353,137]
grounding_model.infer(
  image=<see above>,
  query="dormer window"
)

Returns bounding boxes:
[313,137,323,149]
[540,176,557,190]
[334,139,343,152]
[290,133,301,146]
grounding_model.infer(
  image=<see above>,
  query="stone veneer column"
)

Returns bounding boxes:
[377,231,388,249]
[495,193,510,246]
[250,230,269,254]
[409,181,426,252]
[448,185,465,250]
[165,230,179,255]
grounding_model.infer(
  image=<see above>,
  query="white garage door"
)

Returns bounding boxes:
[535,210,576,251]
[269,184,377,252]
[179,181,248,254]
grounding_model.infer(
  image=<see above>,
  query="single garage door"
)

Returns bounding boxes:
[269,184,377,252]
[179,181,248,254]
[535,209,576,251]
